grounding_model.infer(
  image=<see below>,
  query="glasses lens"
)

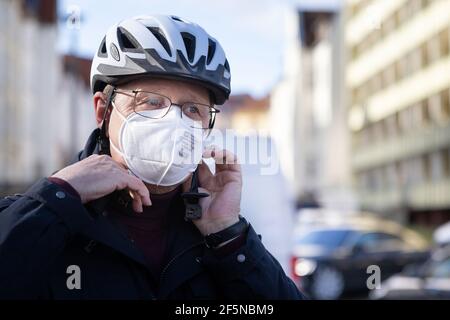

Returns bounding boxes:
[182,103,213,129]
[133,92,171,118]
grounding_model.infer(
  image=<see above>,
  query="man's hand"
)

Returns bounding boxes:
[192,148,242,236]
[51,155,151,213]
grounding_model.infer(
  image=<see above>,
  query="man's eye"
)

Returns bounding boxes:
[146,98,164,107]
[187,105,200,113]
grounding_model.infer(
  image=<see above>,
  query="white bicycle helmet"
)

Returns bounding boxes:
[90,15,231,105]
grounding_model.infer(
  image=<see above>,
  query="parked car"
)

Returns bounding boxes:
[370,244,450,300]
[290,215,429,300]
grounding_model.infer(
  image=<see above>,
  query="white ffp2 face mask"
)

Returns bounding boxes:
[109,104,204,186]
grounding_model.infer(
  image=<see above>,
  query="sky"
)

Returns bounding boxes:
[57,0,342,98]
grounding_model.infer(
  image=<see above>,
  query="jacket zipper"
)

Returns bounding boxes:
[158,241,204,288]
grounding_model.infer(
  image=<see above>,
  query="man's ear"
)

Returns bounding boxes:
[93,91,111,131]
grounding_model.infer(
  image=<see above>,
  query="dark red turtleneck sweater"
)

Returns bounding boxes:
[108,187,179,277]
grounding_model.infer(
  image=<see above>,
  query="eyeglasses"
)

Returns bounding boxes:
[113,89,220,129]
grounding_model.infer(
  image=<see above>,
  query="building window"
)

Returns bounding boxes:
[448,26,450,55]
[442,89,450,120]
[366,170,375,191]
[428,93,442,124]
[439,28,449,57]
[426,35,441,64]
[404,158,413,185]
[422,0,432,9]
[414,157,424,184]
[386,164,398,188]
[375,168,384,191]
[408,47,423,75]
[351,45,358,60]
[411,103,420,129]
[352,88,358,105]
[369,73,382,96]
[395,112,403,135]
[430,151,443,182]
[373,121,384,143]
[353,131,361,149]
[399,107,412,133]
[411,101,430,128]
[369,28,381,50]
[355,87,362,104]
[360,83,369,102]
[422,99,431,125]
[443,149,450,178]
[382,64,397,88]
[386,115,398,137]
[396,4,409,27]
[366,124,374,143]
[382,15,396,39]
[348,4,357,18]
[421,42,429,67]
[409,0,424,16]
[423,154,432,183]
[358,172,367,189]
[396,161,404,187]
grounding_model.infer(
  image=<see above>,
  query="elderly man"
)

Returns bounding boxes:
[0,15,303,299]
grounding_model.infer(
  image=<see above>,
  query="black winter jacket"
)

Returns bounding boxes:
[0,129,304,300]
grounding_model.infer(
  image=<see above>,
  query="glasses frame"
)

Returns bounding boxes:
[113,88,220,130]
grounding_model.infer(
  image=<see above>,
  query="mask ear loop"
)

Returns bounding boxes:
[97,86,116,155]
[181,169,209,221]
[181,111,211,221]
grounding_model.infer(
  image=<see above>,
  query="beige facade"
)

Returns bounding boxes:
[0,0,96,194]
[0,0,59,190]
[345,0,450,225]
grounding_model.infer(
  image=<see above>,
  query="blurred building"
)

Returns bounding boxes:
[271,3,356,211]
[345,0,450,226]
[58,54,97,162]
[0,0,95,195]
[0,0,59,193]
[217,94,270,135]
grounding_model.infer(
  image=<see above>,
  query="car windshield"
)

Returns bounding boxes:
[296,229,351,248]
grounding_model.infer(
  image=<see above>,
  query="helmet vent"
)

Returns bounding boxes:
[224,59,230,72]
[117,27,138,51]
[207,39,216,65]
[147,27,172,57]
[181,32,196,63]
[98,36,107,57]
[171,16,184,22]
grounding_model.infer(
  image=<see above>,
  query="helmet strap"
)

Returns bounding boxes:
[98,86,115,155]
[181,168,209,221]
